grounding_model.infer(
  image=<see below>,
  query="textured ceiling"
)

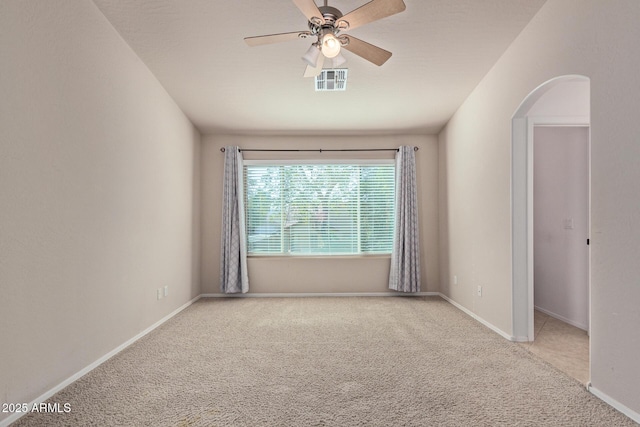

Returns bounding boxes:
[92,0,547,135]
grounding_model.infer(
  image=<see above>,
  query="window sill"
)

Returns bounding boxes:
[247,254,391,260]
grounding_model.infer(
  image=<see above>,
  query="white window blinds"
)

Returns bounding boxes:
[244,162,395,255]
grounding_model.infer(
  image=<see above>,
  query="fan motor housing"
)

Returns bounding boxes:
[319,6,342,24]
[309,6,345,34]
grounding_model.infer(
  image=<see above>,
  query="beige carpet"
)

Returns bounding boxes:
[13,296,637,426]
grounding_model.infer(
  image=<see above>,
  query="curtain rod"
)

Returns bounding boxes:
[220,147,418,153]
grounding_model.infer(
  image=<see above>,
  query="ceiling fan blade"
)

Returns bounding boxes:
[245,31,311,47]
[303,54,325,78]
[337,0,406,31]
[341,35,392,66]
[292,0,325,25]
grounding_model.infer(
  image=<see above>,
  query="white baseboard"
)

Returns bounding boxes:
[201,292,439,298]
[0,295,201,427]
[510,335,531,343]
[534,305,588,331]
[588,383,640,424]
[438,294,516,341]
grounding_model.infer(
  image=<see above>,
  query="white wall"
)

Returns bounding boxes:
[201,134,439,294]
[439,0,640,415]
[0,1,201,421]
[526,80,590,117]
[533,126,589,330]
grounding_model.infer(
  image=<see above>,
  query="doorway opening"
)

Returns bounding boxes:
[511,75,590,345]
[533,125,589,332]
[529,124,591,383]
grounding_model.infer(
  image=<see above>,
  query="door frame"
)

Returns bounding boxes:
[511,75,590,342]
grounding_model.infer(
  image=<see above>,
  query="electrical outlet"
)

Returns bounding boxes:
[453,275,458,285]
[477,286,482,297]
[157,289,162,300]
[164,286,169,297]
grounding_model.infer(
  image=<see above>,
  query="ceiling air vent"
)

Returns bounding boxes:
[315,69,348,91]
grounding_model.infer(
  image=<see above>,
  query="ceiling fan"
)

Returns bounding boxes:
[244,0,406,77]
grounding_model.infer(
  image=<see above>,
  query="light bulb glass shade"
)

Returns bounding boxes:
[301,44,321,67]
[321,33,341,58]
[332,52,347,67]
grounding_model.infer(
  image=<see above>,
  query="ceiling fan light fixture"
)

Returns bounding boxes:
[301,44,321,67]
[321,33,341,58]
[245,0,407,75]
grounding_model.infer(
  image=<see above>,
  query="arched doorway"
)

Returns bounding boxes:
[511,75,590,341]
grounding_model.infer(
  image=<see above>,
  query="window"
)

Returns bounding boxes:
[244,161,395,256]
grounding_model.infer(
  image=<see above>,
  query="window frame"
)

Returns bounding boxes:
[243,158,396,258]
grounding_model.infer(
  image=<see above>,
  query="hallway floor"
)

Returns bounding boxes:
[519,310,590,384]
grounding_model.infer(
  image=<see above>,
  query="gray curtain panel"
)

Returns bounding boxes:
[220,146,249,293]
[389,146,421,292]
